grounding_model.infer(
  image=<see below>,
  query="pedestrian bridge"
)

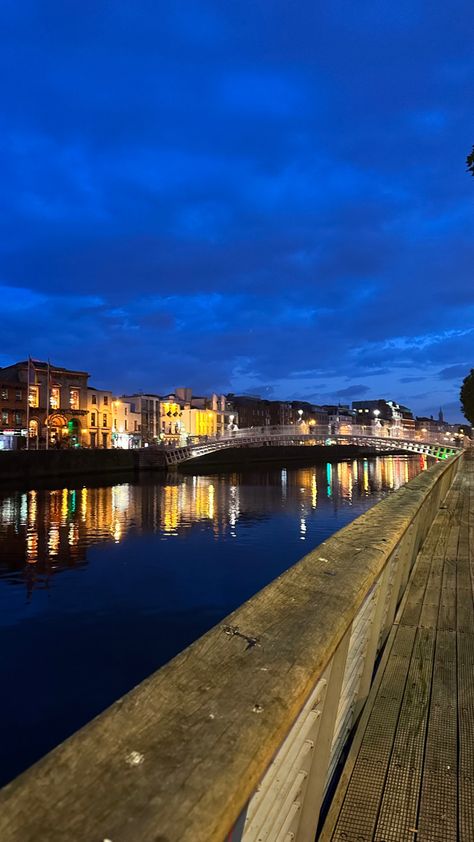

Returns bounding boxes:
[163,424,461,466]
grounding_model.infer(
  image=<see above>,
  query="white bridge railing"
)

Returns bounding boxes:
[163,424,463,465]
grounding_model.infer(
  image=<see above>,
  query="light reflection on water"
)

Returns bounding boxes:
[0,454,426,786]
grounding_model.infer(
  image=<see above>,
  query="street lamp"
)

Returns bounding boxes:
[297,409,303,424]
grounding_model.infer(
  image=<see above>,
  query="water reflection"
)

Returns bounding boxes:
[0,455,426,596]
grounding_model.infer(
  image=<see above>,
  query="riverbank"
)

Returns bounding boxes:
[0,448,137,485]
[0,444,412,486]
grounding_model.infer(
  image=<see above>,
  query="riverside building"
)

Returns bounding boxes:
[0,360,89,448]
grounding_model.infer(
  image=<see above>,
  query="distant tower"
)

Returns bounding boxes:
[439,407,444,423]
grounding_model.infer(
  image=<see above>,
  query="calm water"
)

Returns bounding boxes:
[0,454,427,786]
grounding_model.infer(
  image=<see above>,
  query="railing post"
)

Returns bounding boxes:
[353,564,391,721]
[295,625,352,842]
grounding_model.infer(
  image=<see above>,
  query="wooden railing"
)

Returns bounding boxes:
[0,454,462,842]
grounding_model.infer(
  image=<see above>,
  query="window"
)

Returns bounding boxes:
[91,394,97,405]
[91,412,96,426]
[102,413,107,428]
[50,387,60,410]
[113,419,117,430]
[102,432,108,448]
[134,420,138,431]
[13,412,22,425]
[124,420,128,431]
[125,407,128,415]
[15,390,22,401]
[1,388,7,400]
[104,395,108,406]
[29,386,39,408]
[70,389,80,410]
[1,410,8,424]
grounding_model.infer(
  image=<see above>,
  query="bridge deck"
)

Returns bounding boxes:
[320,451,474,842]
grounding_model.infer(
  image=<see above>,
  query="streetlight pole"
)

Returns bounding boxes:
[373,408,381,436]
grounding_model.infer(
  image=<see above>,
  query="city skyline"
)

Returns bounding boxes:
[1,2,473,420]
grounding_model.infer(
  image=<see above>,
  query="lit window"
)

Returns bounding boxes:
[29,386,39,408]
[14,412,22,425]
[1,388,8,400]
[91,412,96,426]
[50,387,60,410]
[1,410,8,424]
[15,390,22,401]
[91,394,97,405]
[102,413,107,427]
[70,389,80,410]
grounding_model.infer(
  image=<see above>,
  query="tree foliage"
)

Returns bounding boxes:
[468,146,474,177]
[460,369,474,424]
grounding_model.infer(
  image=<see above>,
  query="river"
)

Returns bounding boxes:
[0,453,427,787]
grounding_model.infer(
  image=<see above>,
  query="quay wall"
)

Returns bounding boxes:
[0,448,137,484]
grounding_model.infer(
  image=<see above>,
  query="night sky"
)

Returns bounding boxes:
[1,2,473,420]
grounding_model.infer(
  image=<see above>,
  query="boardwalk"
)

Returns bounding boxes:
[320,451,474,842]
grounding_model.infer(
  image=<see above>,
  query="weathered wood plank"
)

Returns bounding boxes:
[417,629,458,842]
[320,452,469,842]
[325,625,417,841]
[373,628,435,842]
[458,632,474,842]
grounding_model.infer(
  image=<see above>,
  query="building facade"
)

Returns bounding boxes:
[111,399,142,448]
[122,394,162,445]
[0,360,89,448]
[0,378,27,449]
[86,387,113,448]
[352,399,405,436]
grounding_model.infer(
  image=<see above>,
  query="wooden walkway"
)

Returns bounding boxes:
[320,451,474,842]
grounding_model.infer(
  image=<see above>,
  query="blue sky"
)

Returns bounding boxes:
[1,1,473,419]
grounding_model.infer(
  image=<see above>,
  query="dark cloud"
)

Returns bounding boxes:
[336,385,370,398]
[438,364,470,380]
[0,0,473,420]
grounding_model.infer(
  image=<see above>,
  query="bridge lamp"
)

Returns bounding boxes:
[373,409,381,427]
[298,409,303,423]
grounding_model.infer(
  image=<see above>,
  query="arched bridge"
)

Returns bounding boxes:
[161,424,462,467]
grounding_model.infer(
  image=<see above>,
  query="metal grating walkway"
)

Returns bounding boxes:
[320,451,474,842]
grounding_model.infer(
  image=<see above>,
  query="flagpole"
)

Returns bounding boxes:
[46,359,50,450]
[26,357,31,451]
